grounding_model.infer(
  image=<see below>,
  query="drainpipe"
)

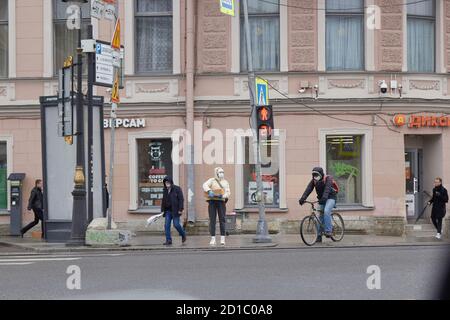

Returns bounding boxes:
[186,0,196,223]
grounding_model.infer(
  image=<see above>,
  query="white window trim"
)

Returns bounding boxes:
[0,135,13,212]
[319,128,374,208]
[128,131,180,211]
[43,0,52,77]
[319,0,369,72]
[234,1,284,73]
[403,1,441,72]
[7,0,16,78]
[126,0,180,76]
[235,130,287,210]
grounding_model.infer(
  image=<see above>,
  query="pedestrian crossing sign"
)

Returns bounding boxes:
[111,71,120,103]
[220,0,235,16]
[256,77,269,106]
[111,19,121,50]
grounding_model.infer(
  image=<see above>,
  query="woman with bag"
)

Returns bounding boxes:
[203,167,231,246]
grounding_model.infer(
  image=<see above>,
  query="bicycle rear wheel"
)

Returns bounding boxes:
[331,212,345,242]
[300,215,319,246]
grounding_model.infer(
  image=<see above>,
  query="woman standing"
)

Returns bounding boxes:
[428,177,448,240]
[21,179,44,238]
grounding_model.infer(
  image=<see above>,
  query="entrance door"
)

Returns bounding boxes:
[405,149,423,219]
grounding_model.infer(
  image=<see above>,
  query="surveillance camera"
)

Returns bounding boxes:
[379,80,388,94]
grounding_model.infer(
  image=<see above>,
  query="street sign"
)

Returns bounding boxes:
[104,3,115,21]
[220,0,235,16]
[111,70,120,103]
[93,40,124,88]
[91,0,105,20]
[111,18,121,50]
[256,77,269,106]
[57,64,74,138]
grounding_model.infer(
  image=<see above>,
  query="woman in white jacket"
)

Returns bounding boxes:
[203,167,231,246]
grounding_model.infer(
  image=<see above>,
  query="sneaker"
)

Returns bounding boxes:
[316,237,322,243]
[220,236,226,246]
[163,240,172,246]
[324,232,333,238]
[182,235,187,243]
[209,237,216,246]
[436,233,442,240]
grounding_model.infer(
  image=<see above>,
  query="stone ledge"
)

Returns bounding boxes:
[85,229,132,247]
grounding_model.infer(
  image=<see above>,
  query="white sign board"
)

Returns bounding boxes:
[104,4,115,21]
[91,0,105,20]
[94,41,123,88]
[248,181,274,205]
[405,194,415,217]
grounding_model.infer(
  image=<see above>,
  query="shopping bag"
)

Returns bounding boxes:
[146,213,164,227]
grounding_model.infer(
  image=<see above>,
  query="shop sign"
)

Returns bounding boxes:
[393,114,450,128]
[103,118,146,128]
[248,181,274,205]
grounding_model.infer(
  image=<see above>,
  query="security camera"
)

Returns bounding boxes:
[379,80,388,94]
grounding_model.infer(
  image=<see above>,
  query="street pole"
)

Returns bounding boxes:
[68,5,87,246]
[242,0,271,243]
[87,24,94,224]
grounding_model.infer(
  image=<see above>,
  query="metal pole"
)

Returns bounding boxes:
[242,0,271,243]
[107,103,117,230]
[68,6,87,246]
[87,24,94,224]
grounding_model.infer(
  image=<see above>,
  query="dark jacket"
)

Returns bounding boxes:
[160,176,184,217]
[28,187,43,211]
[300,167,337,205]
[429,185,448,218]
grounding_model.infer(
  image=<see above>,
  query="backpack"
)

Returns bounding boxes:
[315,175,339,193]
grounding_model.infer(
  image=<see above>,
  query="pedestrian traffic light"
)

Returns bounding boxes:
[256,105,274,140]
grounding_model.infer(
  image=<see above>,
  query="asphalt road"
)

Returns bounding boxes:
[0,246,449,300]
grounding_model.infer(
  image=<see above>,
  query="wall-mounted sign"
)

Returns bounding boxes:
[393,114,450,128]
[103,118,146,129]
[94,40,124,88]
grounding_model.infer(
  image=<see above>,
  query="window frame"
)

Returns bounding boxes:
[0,135,13,214]
[134,0,174,75]
[325,1,365,71]
[239,0,281,72]
[52,0,91,75]
[319,128,374,209]
[406,0,436,73]
[0,0,8,78]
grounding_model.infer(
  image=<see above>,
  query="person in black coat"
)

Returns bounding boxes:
[21,179,44,238]
[160,176,186,245]
[427,177,448,239]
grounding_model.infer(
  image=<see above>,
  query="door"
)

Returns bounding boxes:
[405,149,422,219]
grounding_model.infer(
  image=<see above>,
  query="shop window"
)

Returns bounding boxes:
[53,0,90,74]
[135,0,173,73]
[240,0,280,72]
[0,0,7,78]
[137,139,173,209]
[326,0,364,71]
[326,135,362,205]
[407,0,435,72]
[243,136,280,208]
[0,141,7,209]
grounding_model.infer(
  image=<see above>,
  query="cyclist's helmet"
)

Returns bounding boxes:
[312,167,324,182]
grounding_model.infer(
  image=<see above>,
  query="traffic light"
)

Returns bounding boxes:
[256,105,274,140]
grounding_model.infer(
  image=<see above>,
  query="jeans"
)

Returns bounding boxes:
[431,215,443,234]
[208,200,226,236]
[318,199,335,234]
[21,208,44,236]
[164,211,186,242]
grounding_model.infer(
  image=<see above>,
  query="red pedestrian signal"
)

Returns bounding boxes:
[255,105,274,141]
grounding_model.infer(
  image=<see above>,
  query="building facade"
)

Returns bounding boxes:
[1,0,450,236]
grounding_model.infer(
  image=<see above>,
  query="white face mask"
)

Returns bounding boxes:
[217,171,225,179]
[313,175,321,182]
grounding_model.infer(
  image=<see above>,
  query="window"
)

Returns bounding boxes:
[326,0,364,71]
[0,141,7,209]
[137,139,173,209]
[53,0,90,74]
[407,0,435,72]
[0,0,7,78]
[240,0,280,72]
[326,135,362,205]
[243,136,280,208]
[135,0,173,73]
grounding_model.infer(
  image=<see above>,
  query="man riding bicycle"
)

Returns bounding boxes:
[299,167,337,242]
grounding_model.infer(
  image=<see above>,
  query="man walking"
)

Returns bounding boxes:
[21,179,44,238]
[161,176,186,245]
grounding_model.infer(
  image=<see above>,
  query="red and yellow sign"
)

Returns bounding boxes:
[393,114,450,128]
[111,71,120,103]
[111,19,121,50]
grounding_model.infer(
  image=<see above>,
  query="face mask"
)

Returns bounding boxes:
[217,172,225,179]
[313,175,321,181]
[165,183,171,189]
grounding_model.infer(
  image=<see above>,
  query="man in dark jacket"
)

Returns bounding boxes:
[161,176,186,245]
[21,179,44,238]
[299,167,337,241]
[428,177,448,240]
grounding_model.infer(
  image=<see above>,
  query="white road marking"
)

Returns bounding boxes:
[0,257,81,263]
[0,262,34,266]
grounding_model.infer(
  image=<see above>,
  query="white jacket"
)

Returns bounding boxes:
[203,167,231,200]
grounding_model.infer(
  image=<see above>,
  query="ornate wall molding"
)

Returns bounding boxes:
[328,79,366,89]
[409,80,440,91]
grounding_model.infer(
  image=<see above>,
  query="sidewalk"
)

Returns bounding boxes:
[1,233,449,254]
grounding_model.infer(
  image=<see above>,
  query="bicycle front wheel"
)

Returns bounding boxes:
[331,212,345,242]
[300,215,319,246]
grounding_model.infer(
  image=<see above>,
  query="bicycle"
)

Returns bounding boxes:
[299,201,345,246]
